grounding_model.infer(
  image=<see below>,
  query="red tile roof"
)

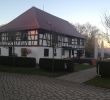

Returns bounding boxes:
[0,7,84,38]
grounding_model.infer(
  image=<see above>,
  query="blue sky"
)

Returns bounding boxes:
[0,0,110,31]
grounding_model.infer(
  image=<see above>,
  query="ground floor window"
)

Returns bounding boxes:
[44,49,49,57]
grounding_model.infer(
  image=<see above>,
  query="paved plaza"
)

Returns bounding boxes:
[57,68,97,83]
[0,69,110,100]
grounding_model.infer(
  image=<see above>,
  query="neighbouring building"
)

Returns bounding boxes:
[0,7,85,63]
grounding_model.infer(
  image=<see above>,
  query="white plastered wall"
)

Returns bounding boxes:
[15,47,63,63]
[1,47,8,56]
[0,46,83,63]
[0,46,68,63]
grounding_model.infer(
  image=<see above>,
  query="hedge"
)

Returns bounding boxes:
[73,58,96,65]
[39,58,74,72]
[0,56,36,67]
[97,61,110,77]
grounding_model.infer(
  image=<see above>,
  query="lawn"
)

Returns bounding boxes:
[0,66,69,77]
[74,63,94,72]
[85,76,110,89]
[0,64,95,77]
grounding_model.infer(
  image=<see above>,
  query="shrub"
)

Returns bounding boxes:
[73,58,96,65]
[21,48,31,57]
[97,61,110,77]
[0,56,36,67]
[39,58,74,72]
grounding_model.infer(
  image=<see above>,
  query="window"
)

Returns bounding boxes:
[2,33,7,41]
[77,39,80,45]
[74,38,77,45]
[52,34,58,46]
[68,38,72,45]
[8,32,16,41]
[44,49,49,57]
[82,39,85,46]
[21,31,28,41]
[16,32,21,40]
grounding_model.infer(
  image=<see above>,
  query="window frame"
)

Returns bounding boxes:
[44,48,49,57]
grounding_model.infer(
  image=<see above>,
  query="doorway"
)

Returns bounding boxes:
[9,47,13,56]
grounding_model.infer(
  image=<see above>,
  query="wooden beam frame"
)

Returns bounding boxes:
[0,30,38,46]
[0,29,85,50]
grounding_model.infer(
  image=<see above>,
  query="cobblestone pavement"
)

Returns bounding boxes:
[57,68,96,83]
[0,72,110,100]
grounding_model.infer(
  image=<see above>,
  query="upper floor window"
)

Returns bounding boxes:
[68,38,72,45]
[8,32,16,41]
[74,38,77,45]
[16,32,21,40]
[21,31,28,41]
[77,39,80,45]
[80,39,85,46]
[52,34,58,46]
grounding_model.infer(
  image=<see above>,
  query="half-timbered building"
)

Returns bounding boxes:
[0,7,85,63]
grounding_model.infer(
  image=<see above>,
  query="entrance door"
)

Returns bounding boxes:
[9,47,13,56]
[72,49,74,57]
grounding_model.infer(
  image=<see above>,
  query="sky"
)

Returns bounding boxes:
[1,0,110,32]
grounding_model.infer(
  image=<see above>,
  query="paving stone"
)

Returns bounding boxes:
[57,67,97,83]
[0,72,110,100]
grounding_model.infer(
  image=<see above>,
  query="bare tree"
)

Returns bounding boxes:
[102,12,110,42]
[75,23,99,37]
[75,23,99,57]
[103,12,110,29]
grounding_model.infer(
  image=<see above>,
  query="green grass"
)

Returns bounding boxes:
[0,66,69,77]
[74,63,94,72]
[0,64,95,77]
[85,76,110,89]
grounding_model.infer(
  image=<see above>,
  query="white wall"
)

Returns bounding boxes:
[0,46,83,63]
[9,47,62,63]
[0,46,66,63]
[1,47,8,56]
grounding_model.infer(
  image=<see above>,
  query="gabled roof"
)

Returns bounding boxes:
[0,7,84,38]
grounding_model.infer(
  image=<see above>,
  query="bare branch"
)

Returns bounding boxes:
[103,12,110,29]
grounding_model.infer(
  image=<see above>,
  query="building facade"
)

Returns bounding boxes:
[0,7,85,63]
